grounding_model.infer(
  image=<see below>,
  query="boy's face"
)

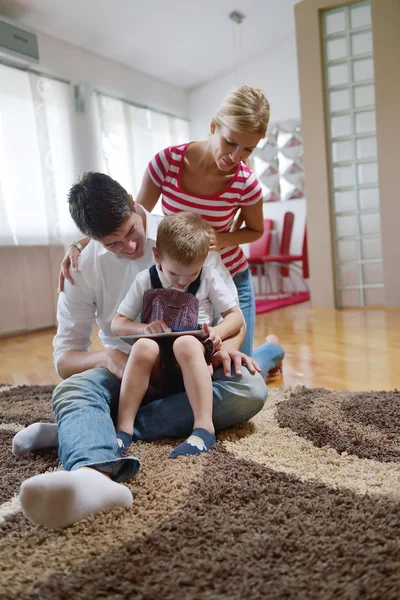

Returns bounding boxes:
[99,206,146,260]
[153,248,204,289]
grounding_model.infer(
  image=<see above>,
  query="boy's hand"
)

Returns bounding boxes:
[144,320,171,334]
[203,323,222,352]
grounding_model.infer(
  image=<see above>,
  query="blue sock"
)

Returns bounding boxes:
[116,430,133,457]
[168,428,216,459]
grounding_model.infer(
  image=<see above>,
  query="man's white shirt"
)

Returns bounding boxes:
[53,210,239,372]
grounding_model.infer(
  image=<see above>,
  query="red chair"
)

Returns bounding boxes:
[263,221,309,295]
[247,219,274,294]
[248,219,274,267]
[264,212,295,277]
[301,227,309,280]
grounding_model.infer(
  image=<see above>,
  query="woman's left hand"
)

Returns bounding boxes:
[208,228,222,252]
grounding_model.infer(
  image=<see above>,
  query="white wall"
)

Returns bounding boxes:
[188,32,300,140]
[32,31,189,174]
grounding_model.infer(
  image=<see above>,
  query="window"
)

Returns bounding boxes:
[0,64,78,246]
[95,93,190,214]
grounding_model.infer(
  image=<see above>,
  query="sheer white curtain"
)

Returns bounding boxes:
[0,64,79,246]
[95,93,190,214]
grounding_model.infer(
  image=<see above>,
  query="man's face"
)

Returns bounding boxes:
[99,209,146,260]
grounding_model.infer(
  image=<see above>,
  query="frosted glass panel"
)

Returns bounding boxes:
[364,288,384,306]
[354,85,375,108]
[329,89,351,112]
[351,31,373,55]
[357,162,378,185]
[340,290,361,307]
[328,63,349,86]
[361,238,382,260]
[339,264,359,286]
[362,263,383,285]
[355,110,376,134]
[337,239,358,261]
[356,137,377,159]
[333,165,354,187]
[331,114,352,137]
[324,1,381,308]
[359,187,379,210]
[353,58,374,81]
[336,215,357,237]
[327,37,348,60]
[334,190,357,212]
[360,213,380,235]
[350,3,372,29]
[332,140,353,162]
[325,9,346,34]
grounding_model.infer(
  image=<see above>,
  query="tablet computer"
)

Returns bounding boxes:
[120,329,207,345]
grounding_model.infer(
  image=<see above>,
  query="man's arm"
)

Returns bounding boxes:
[210,326,262,378]
[57,349,128,381]
[211,306,244,342]
[54,271,128,381]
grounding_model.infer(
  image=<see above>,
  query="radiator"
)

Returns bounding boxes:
[0,245,64,336]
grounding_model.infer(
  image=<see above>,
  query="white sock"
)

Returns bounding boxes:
[19,468,133,529]
[12,422,59,456]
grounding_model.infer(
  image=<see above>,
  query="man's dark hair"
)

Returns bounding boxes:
[68,172,134,239]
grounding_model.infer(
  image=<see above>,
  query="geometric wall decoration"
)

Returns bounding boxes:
[252,119,305,202]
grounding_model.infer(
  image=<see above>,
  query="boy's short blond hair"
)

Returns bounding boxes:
[156,213,211,265]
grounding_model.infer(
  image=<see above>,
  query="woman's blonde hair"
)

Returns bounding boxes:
[213,85,270,137]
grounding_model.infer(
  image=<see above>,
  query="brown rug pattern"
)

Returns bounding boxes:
[0,384,399,599]
[276,387,400,462]
[0,385,55,425]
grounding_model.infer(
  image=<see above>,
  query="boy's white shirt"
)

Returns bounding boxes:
[53,209,240,373]
[117,264,238,325]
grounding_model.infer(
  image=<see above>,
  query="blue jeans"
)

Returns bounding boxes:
[233,268,284,375]
[233,268,255,356]
[53,366,268,483]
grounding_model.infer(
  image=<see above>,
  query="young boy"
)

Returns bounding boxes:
[111,212,244,459]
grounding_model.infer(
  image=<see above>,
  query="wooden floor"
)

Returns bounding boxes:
[1,302,400,391]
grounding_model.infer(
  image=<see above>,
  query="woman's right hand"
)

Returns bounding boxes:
[231,210,244,232]
[58,245,81,293]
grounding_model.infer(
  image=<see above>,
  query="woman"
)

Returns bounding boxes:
[60,85,283,372]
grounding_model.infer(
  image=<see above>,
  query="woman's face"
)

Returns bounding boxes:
[210,124,263,172]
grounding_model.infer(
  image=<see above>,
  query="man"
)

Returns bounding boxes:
[16,173,283,530]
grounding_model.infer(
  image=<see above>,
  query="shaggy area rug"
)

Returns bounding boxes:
[0,384,399,599]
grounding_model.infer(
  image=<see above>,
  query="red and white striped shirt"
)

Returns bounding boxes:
[148,144,263,277]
